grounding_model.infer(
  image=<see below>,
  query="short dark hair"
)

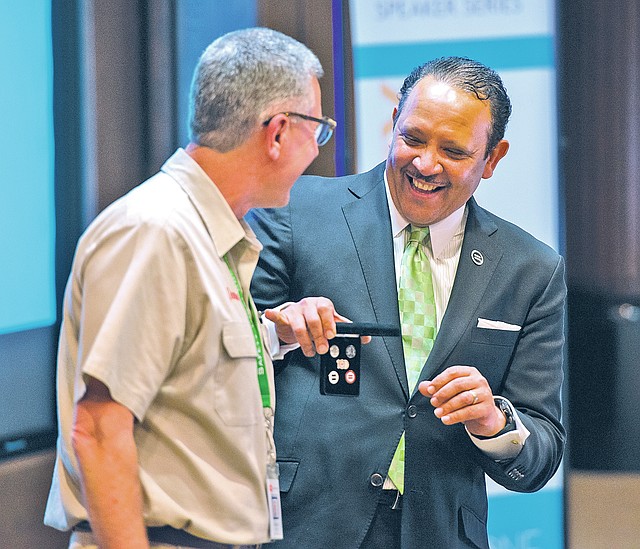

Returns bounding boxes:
[394,56,512,157]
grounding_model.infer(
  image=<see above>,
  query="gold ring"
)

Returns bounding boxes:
[469,390,479,405]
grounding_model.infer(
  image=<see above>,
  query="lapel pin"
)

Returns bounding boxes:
[470,249,484,266]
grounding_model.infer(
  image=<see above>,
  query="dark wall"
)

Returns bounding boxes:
[259,0,357,176]
[84,0,343,215]
[558,0,640,470]
[88,0,177,214]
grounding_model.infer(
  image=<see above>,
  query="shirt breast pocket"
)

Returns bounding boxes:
[215,321,260,426]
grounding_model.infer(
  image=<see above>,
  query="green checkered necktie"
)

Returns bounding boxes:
[387,225,437,493]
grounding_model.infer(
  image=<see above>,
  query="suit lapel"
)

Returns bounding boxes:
[341,163,409,398]
[340,179,503,398]
[417,199,503,387]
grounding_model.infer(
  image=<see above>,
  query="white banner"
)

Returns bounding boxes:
[349,0,558,251]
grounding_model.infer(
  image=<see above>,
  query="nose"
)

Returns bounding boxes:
[413,148,443,176]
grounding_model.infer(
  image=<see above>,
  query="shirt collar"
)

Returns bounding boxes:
[384,169,466,258]
[161,148,261,258]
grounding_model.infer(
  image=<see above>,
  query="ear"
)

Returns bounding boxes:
[264,114,289,161]
[391,107,399,129]
[482,140,509,179]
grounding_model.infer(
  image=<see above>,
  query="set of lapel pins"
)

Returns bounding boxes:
[320,322,400,396]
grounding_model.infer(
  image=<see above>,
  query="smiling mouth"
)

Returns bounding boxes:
[407,174,443,193]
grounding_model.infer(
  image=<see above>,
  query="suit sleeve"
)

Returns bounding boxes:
[479,255,567,492]
[247,206,296,371]
[247,205,294,310]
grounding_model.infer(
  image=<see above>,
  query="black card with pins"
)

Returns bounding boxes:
[320,322,400,396]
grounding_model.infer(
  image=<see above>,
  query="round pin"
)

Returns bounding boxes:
[329,345,340,358]
[328,371,340,384]
[345,345,356,359]
[345,370,356,384]
[471,249,484,266]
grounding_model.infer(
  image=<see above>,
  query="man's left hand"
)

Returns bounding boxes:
[418,365,506,437]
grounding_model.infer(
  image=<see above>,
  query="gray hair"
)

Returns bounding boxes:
[189,27,323,152]
[394,56,512,157]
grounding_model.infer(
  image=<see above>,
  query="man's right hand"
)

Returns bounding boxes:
[264,297,351,357]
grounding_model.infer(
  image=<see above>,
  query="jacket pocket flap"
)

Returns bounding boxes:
[460,505,488,549]
[471,326,520,347]
[277,460,300,493]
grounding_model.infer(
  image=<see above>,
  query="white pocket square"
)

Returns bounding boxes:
[476,318,521,331]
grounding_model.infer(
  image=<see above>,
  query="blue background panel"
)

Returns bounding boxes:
[487,489,564,548]
[0,1,56,335]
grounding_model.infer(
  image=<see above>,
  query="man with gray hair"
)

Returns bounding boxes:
[44,27,335,548]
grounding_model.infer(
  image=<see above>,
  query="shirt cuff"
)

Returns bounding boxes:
[262,302,300,360]
[466,397,531,461]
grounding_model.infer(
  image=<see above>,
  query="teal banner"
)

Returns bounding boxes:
[0,1,56,335]
[354,36,555,78]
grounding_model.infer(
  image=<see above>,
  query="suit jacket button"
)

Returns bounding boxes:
[407,405,418,418]
[370,473,384,487]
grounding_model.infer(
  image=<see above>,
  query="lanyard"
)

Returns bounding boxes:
[223,255,271,409]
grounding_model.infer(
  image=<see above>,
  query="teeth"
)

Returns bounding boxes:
[410,177,439,192]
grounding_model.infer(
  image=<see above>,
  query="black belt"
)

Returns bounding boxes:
[74,521,261,549]
[380,489,402,510]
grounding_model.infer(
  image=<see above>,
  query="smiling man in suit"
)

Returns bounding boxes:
[248,56,566,549]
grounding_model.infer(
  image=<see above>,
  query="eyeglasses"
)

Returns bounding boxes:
[263,112,337,146]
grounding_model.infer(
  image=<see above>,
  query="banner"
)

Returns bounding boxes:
[349,1,563,547]
[349,0,558,251]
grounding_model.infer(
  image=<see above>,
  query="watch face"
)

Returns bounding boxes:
[496,399,514,424]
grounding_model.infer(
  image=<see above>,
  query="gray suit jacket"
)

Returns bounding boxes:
[248,161,566,549]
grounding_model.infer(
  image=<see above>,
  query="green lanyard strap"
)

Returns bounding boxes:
[224,255,271,409]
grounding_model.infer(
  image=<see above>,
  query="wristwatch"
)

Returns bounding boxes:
[471,397,517,440]
[494,397,516,434]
